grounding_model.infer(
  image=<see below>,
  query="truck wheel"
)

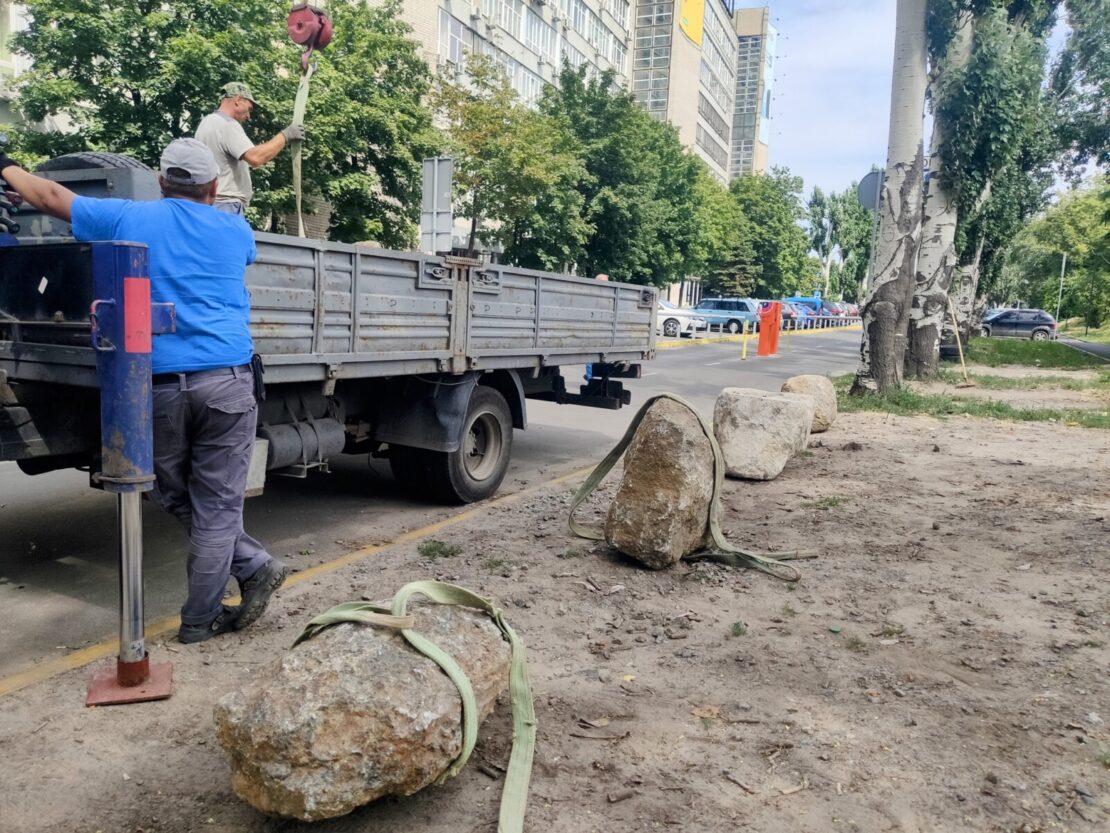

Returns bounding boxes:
[35,152,152,172]
[427,386,513,504]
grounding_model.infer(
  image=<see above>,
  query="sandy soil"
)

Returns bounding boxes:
[911,363,1110,412]
[1,408,1108,833]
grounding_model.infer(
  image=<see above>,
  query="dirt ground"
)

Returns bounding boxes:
[910,363,1110,412]
[1,389,1108,832]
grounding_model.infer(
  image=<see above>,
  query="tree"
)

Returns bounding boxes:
[12,0,440,247]
[693,167,758,297]
[436,55,589,268]
[829,185,874,299]
[905,8,973,379]
[1051,0,1110,179]
[807,187,836,296]
[540,67,703,287]
[1002,178,1110,329]
[945,3,1060,341]
[729,168,810,297]
[852,0,929,395]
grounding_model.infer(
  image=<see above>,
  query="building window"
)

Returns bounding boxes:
[524,7,557,60]
[499,0,524,40]
[562,39,586,69]
[698,93,730,144]
[438,9,475,68]
[636,1,673,28]
[696,124,729,170]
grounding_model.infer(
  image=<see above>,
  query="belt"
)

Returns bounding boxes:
[152,365,251,386]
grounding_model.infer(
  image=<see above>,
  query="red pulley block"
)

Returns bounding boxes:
[287,4,333,50]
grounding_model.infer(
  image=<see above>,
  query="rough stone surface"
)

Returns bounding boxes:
[714,388,812,481]
[214,604,510,821]
[604,398,714,569]
[781,374,838,433]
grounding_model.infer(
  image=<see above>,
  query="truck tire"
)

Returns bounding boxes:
[426,386,513,504]
[35,152,153,172]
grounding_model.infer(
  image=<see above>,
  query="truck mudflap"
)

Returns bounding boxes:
[372,372,481,453]
[0,371,97,467]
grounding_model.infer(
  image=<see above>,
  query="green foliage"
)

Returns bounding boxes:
[540,67,703,288]
[1050,0,1110,176]
[12,0,440,246]
[436,55,589,268]
[729,168,810,297]
[694,166,758,297]
[1001,178,1110,327]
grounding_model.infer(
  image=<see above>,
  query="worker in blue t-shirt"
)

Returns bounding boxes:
[0,139,288,644]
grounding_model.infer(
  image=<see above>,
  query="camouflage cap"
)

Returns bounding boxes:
[220,82,258,104]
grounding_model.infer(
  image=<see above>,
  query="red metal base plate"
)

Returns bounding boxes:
[86,662,173,707]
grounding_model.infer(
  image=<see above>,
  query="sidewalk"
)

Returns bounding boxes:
[1057,335,1110,361]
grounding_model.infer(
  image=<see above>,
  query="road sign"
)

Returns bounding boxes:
[857,170,882,211]
[420,157,453,254]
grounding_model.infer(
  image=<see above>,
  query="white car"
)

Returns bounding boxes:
[657,300,707,339]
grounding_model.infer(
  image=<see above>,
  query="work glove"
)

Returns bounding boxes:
[281,124,306,143]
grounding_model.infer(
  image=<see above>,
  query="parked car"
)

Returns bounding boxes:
[692,297,760,333]
[780,300,812,328]
[656,300,707,339]
[776,300,802,329]
[979,308,1057,341]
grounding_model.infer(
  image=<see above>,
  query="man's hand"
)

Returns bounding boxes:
[281,124,306,143]
[0,152,20,179]
[0,163,76,223]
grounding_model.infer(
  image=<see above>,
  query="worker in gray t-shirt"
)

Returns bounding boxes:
[194,82,305,216]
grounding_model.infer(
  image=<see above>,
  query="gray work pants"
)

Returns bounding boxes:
[152,367,271,625]
[213,199,247,216]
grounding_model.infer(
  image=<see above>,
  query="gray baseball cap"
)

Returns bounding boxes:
[221,81,258,104]
[159,138,219,185]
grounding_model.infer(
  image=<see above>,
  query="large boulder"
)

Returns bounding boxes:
[214,604,511,821]
[781,374,837,433]
[604,398,714,569]
[713,388,812,481]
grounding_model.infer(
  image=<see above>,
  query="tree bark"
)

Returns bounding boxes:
[852,0,929,395]
[953,236,986,343]
[906,19,974,380]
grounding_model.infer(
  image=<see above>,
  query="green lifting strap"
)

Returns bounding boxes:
[294,581,537,833]
[290,62,314,238]
[568,392,817,582]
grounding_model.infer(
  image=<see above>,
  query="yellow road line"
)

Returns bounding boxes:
[0,465,594,699]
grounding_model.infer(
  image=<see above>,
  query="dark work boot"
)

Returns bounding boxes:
[178,605,240,644]
[235,558,289,630]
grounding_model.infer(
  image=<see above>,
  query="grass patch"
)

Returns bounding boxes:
[417,539,461,560]
[936,368,1110,391]
[834,376,1110,430]
[729,621,748,637]
[960,337,1107,369]
[845,635,867,653]
[1058,318,1110,345]
[800,495,848,510]
[481,557,507,571]
[876,622,906,638]
[556,548,586,560]
[781,603,798,618]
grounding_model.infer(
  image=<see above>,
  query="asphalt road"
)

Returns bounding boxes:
[0,329,860,678]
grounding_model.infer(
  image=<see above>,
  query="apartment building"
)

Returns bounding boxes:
[631,0,737,183]
[391,0,633,105]
[729,4,775,177]
[0,1,30,123]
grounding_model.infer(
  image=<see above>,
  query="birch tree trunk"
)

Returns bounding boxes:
[906,20,974,379]
[852,0,928,395]
[954,236,986,343]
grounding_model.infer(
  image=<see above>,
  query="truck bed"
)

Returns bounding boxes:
[1,235,656,387]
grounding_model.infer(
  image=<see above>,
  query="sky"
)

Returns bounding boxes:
[764,1,1071,198]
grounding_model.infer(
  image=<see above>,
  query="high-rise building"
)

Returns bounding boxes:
[631,1,737,183]
[388,0,633,106]
[729,5,776,178]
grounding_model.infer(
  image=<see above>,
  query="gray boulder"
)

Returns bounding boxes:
[713,388,812,481]
[214,604,510,821]
[605,398,714,569]
[781,374,837,433]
